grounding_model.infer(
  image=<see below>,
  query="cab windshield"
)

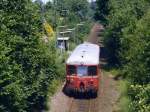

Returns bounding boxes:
[77,66,97,76]
[77,66,88,76]
[67,65,97,76]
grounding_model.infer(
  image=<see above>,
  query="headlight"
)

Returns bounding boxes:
[70,78,74,83]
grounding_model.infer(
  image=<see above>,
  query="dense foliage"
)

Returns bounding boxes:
[0,0,64,111]
[0,0,92,111]
[95,0,150,111]
[94,0,109,23]
[43,0,92,43]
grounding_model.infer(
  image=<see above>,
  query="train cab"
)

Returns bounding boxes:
[65,42,100,95]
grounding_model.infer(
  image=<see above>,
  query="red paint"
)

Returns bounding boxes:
[65,64,100,93]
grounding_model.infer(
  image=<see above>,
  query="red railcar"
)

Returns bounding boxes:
[65,42,100,96]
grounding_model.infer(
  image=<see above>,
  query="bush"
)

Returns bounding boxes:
[96,0,150,111]
[0,1,65,111]
[129,84,150,112]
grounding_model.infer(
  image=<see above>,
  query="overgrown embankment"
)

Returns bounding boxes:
[95,0,150,111]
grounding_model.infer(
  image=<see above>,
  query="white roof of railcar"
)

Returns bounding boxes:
[66,42,100,65]
[57,37,69,40]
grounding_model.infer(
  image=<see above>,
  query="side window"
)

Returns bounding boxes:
[68,65,76,75]
[88,66,97,76]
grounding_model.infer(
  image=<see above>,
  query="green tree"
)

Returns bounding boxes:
[95,0,150,111]
[104,0,149,66]
[0,0,61,111]
[94,0,109,22]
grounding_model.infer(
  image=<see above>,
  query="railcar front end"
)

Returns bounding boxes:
[65,43,100,96]
[66,64,99,95]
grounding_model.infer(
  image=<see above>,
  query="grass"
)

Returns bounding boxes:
[103,67,121,79]
[104,67,131,112]
[45,79,64,111]
[116,80,131,112]
[45,50,66,111]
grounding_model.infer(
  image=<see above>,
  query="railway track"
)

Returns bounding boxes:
[49,23,120,112]
[68,98,98,112]
[67,23,102,112]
